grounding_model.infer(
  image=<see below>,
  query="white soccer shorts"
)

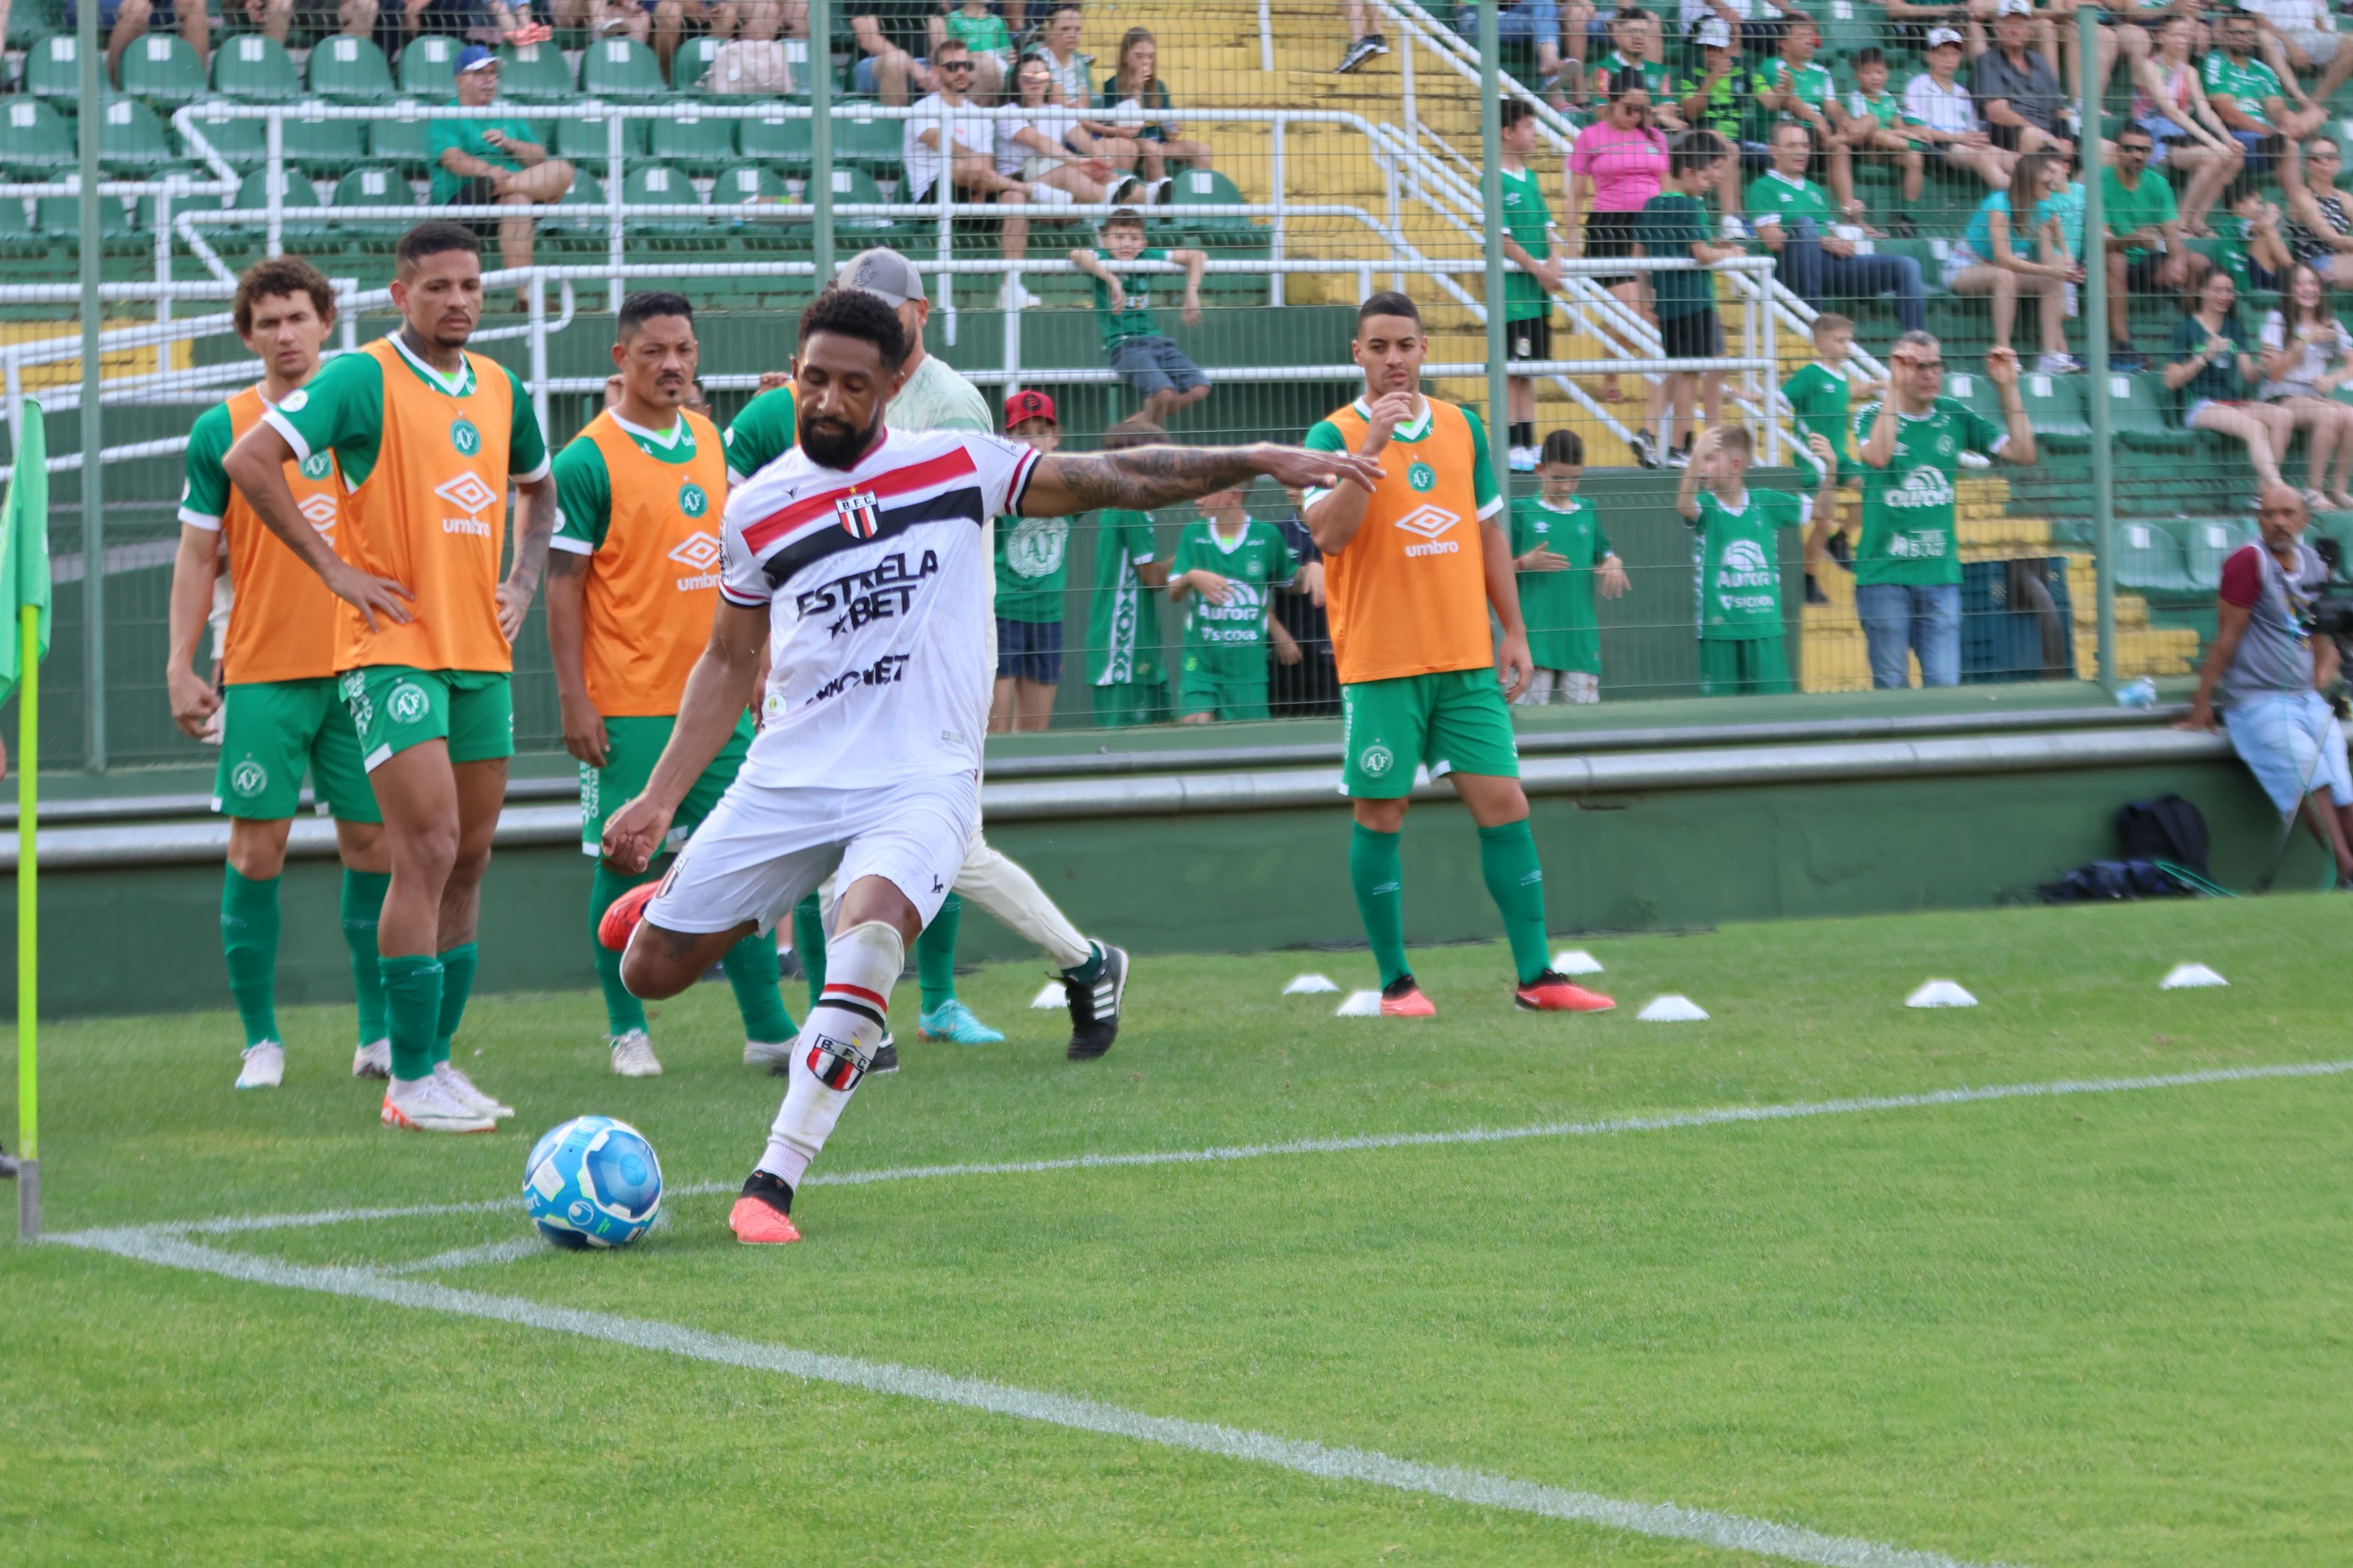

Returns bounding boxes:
[645,770,979,937]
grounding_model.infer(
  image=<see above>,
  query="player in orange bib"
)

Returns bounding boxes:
[547,291,801,1080]
[165,256,392,1092]
[223,222,555,1135]
[1301,291,1613,1017]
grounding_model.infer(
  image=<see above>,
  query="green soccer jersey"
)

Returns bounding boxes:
[1634,191,1714,319]
[1678,67,1748,139]
[1846,87,1902,130]
[1753,56,1835,125]
[427,107,543,205]
[1299,397,1504,517]
[1170,517,1297,665]
[1781,360,1853,475]
[270,334,548,492]
[723,383,795,484]
[1087,507,1164,686]
[995,513,1072,624]
[1600,49,1673,98]
[1500,163,1552,323]
[1691,487,1801,638]
[2201,51,2282,128]
[945,6,1012,57]
[1091,246,1170,350]
[1745,171,1833,233]
[1510,494,1609,674]
[551,411,703,552]
[1849,394,2006,586]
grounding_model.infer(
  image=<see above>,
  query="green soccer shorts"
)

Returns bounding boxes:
[1177,651,1271,723]
[581,711,756,858]
[1697,634,1794,697]
[1091,676,1171,729]
[339,665,515,773]
[213,676,382,823]
[1339,667,1520,799]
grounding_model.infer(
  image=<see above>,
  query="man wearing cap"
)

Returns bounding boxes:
[1971,0,2070,160]
[993,389,1071,734]
[430,46,574,301]
[1903,27,2013,191]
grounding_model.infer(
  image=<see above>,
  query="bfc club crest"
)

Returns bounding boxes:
[835,489,881,540]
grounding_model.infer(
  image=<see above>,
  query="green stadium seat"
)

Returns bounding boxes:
[99,97,175,174]
[309,34,397,103]
[714,158,789,209]
[648,111,736,176]
[214,34,302,101]
[2014,368,2091,449]
[1166,167,1255,233]
[397,35,461,99]
[181,99,267,170]
[621,162,709,243]
[834,109,902,177]
[579,36,665,99]
[672,34,722,92]
[2107,369,2193,451]
[553,105,648,165]
[127,165,205,249]
[1876,237,1947,295]
[0,100,75,178]
[542,167,612,248]
[331,165,412,247]
[824,165,896,242]
[120,33,208,111]
[36,187,137,247]
[495,40,575,102]
[0,196,44,260]
[2181,517,2255,589]
[2114,520,2199,596]
[737,108,812,173]
[281,103,368,176]
[367,103,433,176]
[224,167,333,244]
[25,34,82,105]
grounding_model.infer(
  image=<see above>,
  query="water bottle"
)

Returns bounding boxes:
[2117,676,2158,710]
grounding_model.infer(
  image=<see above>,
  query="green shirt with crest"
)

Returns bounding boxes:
[550,412,706,553]
[1690,487,1800,639]
[1510,494,1609,673]
[1849,395,2005,586]
[1170,517,1298,672]
[995,513,1072,624]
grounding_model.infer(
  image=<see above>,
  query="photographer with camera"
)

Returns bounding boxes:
[2179,484,2353,884]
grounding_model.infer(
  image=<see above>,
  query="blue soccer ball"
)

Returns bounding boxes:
[522,1115,663,1250]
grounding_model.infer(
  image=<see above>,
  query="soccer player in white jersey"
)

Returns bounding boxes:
[596,288,1377,1244]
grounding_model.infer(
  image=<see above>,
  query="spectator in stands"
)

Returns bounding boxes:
[1498,98,1563,470]
[851,0,935,105]
[1679,0,1797,58]
[2165,269,2296,494]
[2179,485,2353,883]
[1000,53,1129,205]
[698,0,799,93]
[2255,260,2353,508]
[1071,208,1211,425]
[1675,17,1752,219]
[1097,28,1216,189]
[68,0,209,74]
[556,0,645,46]
[1843,48,1928,213]
[1749,124,1929,334]
[1087,416,1175,728]
[1335,0,1392,74]
[993,391,1068,733]
[2133,16,2245,235]
[405,0,540,46]
[2282,136,2353,288]
[1633,128,1739,467]
[1455,0,1566,99]
[1511,428,1627,704]
[1904,28,2014,192]
[1269,489,1337,716]
[1167,489,1302,724]
[934,0,1014,97]
[2242,0,2353,114]
[1972,0,2072,160]
[1035,3,1095,106]
[431,47,573,303]
[1567,66,1671,403]
[1754,18,1856,211]
[1946,148,2075,370]
[1596,8,1682,125]
[2217,178,2295,295]
[1879,0,1993,62]
[2102,124,2204,370]
[907,41,1040,312]
[2205,12,2323,173]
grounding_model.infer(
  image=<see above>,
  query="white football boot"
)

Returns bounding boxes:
[608,1028,664,1078]
[743,1034,799,1074]
[351,1039,391,1079]
[234,1041,285,1089]
[434,1061,514,1120]
[381,1074,495,1133]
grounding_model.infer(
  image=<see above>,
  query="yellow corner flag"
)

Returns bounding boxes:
[4,402,50,1239]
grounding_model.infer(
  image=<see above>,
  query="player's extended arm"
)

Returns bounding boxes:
[543,549,608,768]
[1480,513,1534,701]
[599,598,767,872]
[165,526,222,738]
[222,421,415,630]
[1021,443,1381,518]
[496,474,557,642]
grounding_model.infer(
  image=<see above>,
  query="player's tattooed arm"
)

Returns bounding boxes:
[1021,443,1382,517]
[497,476,559,642]
[222,421,415,630]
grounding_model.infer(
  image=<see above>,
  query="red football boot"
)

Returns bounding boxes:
[597,879,661,952]
[1515,971,1616,1012]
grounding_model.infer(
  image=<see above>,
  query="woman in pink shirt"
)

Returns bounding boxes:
[1565,68,1669,401]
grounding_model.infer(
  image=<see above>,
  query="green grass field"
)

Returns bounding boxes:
[5,894,2350,1566]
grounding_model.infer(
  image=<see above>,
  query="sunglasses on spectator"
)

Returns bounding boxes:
[1894,357,1944,370]
[941,59,974,70]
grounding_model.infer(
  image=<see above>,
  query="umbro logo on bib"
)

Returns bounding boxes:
[436,473,499,536]
[297,493,338,531]
[1392,505,1461,557]
[835,490,881,540]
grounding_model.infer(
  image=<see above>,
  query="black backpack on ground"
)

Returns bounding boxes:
[2116,795,2210,877]
[2038,859,2196,903]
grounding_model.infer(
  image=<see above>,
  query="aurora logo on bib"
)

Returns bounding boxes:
[388,683,430,724]
[449,417,482,458]
[230,760,267,798]
[298,450,334,481]
[1407,461,1436,493]
[678,482,709,518]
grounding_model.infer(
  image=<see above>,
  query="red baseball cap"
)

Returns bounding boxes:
[1003,389,1057,427]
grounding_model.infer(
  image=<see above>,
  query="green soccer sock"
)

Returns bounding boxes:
[341,869,391,1046]
[1477,818,1552,986]
[722,929,798,1044]
[792,893,828,1010]
[379,953,443,1083]
[917,892,962,1012]
[433,941,479,1068]
[221,867,283,1048]
[588,863,653,1037]
[1348,824,1411,989]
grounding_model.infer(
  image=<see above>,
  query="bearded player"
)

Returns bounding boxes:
[597,288,1379,1244]
[1302,292,1612,1017]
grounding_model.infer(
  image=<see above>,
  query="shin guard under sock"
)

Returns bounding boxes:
[221,867,282,1048]
[340,869,391,1045]
[433,941,478,1068]
[791,893,828,1011]
[916,892,961,1011]
[1348,824,1410,988]
[758,920,902,1188]
[723,927,797,1044]
[589,863,654,1036]
[1477,818,1552,985]
[379,954,443,1084]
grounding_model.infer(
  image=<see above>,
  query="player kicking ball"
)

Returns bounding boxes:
[224,222,556,1134]
[547,291,801,1078]
[166,256,392,1090]
[597,288,1377,1243]
[1302,291,1613,1017]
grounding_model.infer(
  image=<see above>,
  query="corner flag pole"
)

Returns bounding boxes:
[6,401,50,1241]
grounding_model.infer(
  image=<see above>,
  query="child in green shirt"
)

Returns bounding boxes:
[1777,312,1883,604]
[934,0,1015,94]
[992,390,1070,733]
[1509,429,1628,705]
[1069,208,1211,426]
[1167,486,1300,723]
[1675,424,1837,696]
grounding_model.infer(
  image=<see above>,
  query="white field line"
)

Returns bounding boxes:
[379,1237,546,1275]
[91,1058,2353,1244]
[53,1227,2021,1568]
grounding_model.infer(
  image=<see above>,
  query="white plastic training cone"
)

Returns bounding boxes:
[1904,980,1978,1008]
[1552,949,1605,975]
[1284,972,1341,994]
[2160,962,2229,990]
[1637,994,1709,1022]
[1029,982,1064,1009]
[1334,990,1384,1017]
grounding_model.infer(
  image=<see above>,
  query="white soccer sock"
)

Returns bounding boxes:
[954,832,1094,971]
[756,920,904,1188]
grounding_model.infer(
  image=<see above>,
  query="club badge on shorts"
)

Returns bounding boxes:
[835,489,881,540]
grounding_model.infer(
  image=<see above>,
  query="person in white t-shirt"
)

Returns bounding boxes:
[597,287,1378,1246]
[995,50,1128,204]
[904,41,1038,311]
[1902,28,2015,190]
[2243,0,2353,106]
